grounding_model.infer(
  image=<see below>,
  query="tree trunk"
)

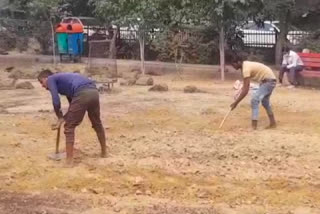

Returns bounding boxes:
[139,30,145,76]
[50,20,56,67]
[275,10,290,65]
[219,25,225,81]
[109,28,118,59]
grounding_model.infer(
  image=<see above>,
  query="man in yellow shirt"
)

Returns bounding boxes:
[230,55,277,130]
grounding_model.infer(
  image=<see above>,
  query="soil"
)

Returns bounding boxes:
[0,59,320,214]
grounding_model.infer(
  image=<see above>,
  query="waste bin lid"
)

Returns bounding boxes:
[67,23,84,33]
[55,23,68,33]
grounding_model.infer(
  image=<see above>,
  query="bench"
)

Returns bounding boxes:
[298,53,320,86]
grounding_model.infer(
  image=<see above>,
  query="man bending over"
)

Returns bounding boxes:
[230,56,277,130]
[38,70,107,165]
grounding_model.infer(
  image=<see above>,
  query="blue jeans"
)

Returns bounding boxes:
[251,81,276,121]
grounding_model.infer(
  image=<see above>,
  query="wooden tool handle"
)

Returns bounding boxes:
[219,108,232,129]
[55,126,61,154]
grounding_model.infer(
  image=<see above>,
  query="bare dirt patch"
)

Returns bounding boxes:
[0,60,320,213]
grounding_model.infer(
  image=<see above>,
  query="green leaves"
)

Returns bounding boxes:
[92,0,201,29]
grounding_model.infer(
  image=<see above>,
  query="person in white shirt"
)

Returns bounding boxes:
[279,47,304,87]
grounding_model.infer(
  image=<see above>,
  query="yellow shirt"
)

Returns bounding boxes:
[242,61,276,82]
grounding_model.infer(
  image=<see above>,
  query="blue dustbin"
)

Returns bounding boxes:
[68,33,84,56]
[66,23,84,62]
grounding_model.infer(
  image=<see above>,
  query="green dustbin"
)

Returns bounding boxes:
[57,33,68,54]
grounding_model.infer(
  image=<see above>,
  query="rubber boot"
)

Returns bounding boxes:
[266,114,277,129]
[252,120,258,130]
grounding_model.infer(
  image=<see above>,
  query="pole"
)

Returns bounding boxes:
[50,19,57,67]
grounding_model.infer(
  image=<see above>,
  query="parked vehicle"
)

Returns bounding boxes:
[240,21,278,48]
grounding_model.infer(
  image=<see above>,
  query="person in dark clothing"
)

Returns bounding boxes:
[38,70,107,165]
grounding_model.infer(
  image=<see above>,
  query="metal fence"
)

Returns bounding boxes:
[287,31,310,46]
[242,30,309,48]
[84,26,310,49]
[119,29,138,42]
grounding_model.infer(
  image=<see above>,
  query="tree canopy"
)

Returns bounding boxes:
[3,0,320,68]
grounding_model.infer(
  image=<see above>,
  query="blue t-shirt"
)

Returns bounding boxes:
[47,73,96,118]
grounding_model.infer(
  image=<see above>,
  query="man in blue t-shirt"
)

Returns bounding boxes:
[38,70,107,165]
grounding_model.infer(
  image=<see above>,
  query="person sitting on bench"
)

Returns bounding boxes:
[279,47,304,88]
